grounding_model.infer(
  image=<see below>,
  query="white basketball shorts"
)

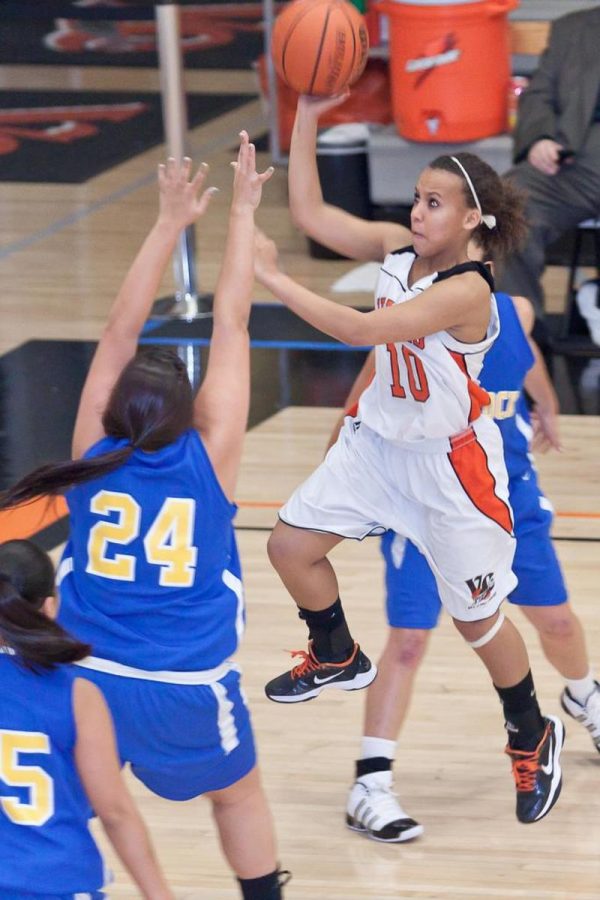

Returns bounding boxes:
[279,415,517,622]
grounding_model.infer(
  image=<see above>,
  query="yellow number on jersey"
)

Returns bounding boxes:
[0,730,54,827]
[144,498,197,588]
[86,491,197,587]
[86,490,141,581]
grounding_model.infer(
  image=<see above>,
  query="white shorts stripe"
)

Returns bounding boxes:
[56,555,74,586]
[210,681,240,754]
[222,568,245,643]
[75,655,239,685]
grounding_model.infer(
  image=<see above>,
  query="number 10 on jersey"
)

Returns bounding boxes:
[386,343,430,402]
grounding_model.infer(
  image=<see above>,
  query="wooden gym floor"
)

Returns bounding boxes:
[1,50,600,900]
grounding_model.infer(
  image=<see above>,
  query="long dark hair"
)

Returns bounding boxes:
[0,348,194,510]
[0,540,91,670]
[429,152,528,260]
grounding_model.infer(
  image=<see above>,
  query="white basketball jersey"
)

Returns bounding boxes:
[357,248,499,444]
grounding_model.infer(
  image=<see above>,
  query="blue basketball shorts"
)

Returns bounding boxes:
[383,471,567,629]
[78,666,256,801]
[0,894,105,900]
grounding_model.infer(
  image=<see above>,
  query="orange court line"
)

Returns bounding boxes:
[236,500,600,520]
[0,498,597,545]
[237,501,281,509]
[0,496,68,542]
[556,511,600,519]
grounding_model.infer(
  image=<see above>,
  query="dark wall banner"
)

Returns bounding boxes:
[0,90,253,182]
[0,2,278,69]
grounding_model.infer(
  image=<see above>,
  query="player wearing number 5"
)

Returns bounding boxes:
[0,539,173,899]
[255,95,565,825]
[0,136,288,900]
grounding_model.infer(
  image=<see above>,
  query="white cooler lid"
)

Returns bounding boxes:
[318,123,371,144]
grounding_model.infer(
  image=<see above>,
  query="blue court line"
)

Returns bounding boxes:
[140,319,166,336]
[139,336,371,352]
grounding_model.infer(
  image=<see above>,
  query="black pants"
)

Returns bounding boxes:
[498,123,600,318]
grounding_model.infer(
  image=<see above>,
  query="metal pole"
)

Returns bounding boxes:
[263,0,285,164]
[155,1,211,318]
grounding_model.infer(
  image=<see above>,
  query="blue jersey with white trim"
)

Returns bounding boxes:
[0,655,105,895]
[58,429,244,671]
[479,292,535,479]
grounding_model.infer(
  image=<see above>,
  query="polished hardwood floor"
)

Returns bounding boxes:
[86,408,600,900]
[1,47,600,900]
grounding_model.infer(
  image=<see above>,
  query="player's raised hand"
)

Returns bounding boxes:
[297,91,351,120]
[157,156,217,231]
[230,130,274,211]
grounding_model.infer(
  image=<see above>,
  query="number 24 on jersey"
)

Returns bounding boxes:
[86,490,197,588]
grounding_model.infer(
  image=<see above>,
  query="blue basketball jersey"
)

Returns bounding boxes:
[479,291,535,478]
[0,655,105,895]
[58,429,244,671]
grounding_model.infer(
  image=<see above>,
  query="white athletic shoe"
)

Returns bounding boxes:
[346,770,424,843]
[561,681,600,752]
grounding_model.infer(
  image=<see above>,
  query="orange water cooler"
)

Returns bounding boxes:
[376,0,518,142]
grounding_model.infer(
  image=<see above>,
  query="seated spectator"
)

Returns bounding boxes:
[498,6,600,322]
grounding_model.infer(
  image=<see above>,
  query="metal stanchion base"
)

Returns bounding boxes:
[151,293,213,320]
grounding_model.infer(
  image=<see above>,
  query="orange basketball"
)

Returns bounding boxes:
[271,0,369,97]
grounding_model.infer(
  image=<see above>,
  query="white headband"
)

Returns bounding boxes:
[450,156,496,230]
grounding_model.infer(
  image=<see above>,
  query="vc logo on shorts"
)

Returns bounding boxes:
[466,572,496,608]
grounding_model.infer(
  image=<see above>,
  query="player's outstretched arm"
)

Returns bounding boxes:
[254,229,489,346]
[194,131,273,499]
[289,95,410,261]
[72,158,217,459]
[73,679,175,900]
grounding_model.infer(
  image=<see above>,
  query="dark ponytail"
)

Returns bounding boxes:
[0,447,135,511]
[0,541,90,670]
[0,347,194,510]
[429,152,528,260]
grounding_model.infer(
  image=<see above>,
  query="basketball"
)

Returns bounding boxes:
[271,0,369,97]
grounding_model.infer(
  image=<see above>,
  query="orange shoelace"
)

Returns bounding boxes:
[288,647,321,680]
[287,642,358,679]
[505,723,551,792]
[506,751,540,792]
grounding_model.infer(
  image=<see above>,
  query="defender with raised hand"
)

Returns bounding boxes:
[0,135,289,900]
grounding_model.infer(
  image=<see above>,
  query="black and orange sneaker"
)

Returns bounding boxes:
[265,641,377,703]
[505,715,565,823]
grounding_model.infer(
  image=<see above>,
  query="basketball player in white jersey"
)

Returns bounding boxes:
[251,94,565,825]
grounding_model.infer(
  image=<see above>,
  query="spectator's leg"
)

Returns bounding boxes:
[500,152,600,319]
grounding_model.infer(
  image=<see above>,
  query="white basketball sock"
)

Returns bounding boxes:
[360,736,397,760]
[565,671,596,705]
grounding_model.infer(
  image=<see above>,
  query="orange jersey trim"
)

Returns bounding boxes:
[449,351,490,423]
[345,367,376,418]
[448,433,513,535]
